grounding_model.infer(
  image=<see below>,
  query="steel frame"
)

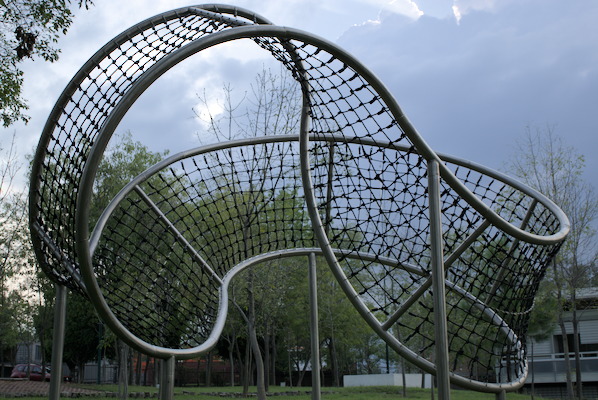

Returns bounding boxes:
[29,5,570,400]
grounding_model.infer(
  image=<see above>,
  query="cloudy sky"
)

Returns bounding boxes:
[3,0,597,193]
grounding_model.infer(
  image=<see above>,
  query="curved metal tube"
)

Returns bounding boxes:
[28,6,569,394]
[86,133,532,390]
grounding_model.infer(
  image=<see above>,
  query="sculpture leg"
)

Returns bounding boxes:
[49,285,67,400]
[309,253,321,400]
[160,356,175,400]
[428,159,451,400]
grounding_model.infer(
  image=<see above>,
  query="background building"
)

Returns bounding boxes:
[525,287,598,398]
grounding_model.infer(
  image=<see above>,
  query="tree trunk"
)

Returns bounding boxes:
[243,335,251,395]
[558,316,575,400]
[552,259,574,400]
[153,358,159,389]
[37,300,52,381]
[264,328,270,391]
[195,355,201,386]
[27,341,31,377]
[530,339,536,400]
[400,362,406,397]
[135,351,142,386]
[128,349,133,386]
[206,351,212,387]
[232,332,246,392]
[396,328,407,397]
[78,362,86,384]
[143,354,150,386]
[229,341,235,386]
[328,337,340,387]
[296,351,310,387]
[248,315,266,399]
[271,330,277,387]
[571,298,583,400]
[287,340,293,388]
[244,263,266,400]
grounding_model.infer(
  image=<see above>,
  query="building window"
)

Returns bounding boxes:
[554,334,577,354]
[554,334,598,354]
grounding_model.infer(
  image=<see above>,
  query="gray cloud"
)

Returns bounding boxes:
[2,0,595,194]
[336,0,598,182]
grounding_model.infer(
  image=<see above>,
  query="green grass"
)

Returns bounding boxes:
[33,384,536,400]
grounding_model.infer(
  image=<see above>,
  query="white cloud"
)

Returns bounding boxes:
[412,0,454,18]
[356,18,383,27]
[348,0,422,29]
[451,0,516,17]
[385,0,424,19]
[453,0,496,15]
[352,0,423,20]
[412,0,511,23]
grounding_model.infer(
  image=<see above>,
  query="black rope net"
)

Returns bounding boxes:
[29,5,567,390]
[93,140,316,348]
[30,6,261,293]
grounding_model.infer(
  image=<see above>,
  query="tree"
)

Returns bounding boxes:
[0,132,34,366]
[0,132,72,376]
[316,257,375,385]
[36,131,166,382]
[508,125,598,400]
[0,0,93,127]
[527,281,558,400]
[90,130,167,338]
[195,67,301,399]
[31,271,55,375]
[91,130,166,225]
[0,133,27,297]
[62,294,101,382]
[195,67,399,393]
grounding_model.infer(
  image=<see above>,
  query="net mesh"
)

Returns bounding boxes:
[30,6,565,388]
[30,7,245,292]
[93,141,315,347]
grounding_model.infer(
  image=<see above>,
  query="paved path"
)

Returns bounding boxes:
[0,379,104,397]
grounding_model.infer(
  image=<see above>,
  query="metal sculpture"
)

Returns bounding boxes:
[29,4,569,400]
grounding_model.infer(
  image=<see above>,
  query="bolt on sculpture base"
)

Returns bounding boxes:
[29,4,569,400]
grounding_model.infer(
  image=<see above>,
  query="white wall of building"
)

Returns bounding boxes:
[343,373,432,388]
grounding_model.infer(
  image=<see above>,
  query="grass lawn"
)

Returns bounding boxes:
[56,384,535,400]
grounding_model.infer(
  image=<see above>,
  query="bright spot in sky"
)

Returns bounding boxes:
[452,5,462,23]
[193,96,225,131]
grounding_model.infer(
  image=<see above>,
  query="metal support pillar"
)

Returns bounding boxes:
[428,159,451,400]
[160,356,175,400]
[49,284,67,400]
[308,253,321,400]
[495,390,506,400]
[97,323,103,384]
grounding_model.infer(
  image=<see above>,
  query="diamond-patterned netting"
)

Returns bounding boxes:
[29,5,568,391]
[29,6,268,292]
[92,139,316,348]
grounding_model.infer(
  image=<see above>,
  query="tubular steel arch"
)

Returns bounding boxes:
[29,4,569,397]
